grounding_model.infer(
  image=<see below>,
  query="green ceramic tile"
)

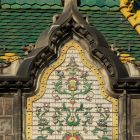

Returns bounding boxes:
[0,9,139,60]
[1,0,120,9]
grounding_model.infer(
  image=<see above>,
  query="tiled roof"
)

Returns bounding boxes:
[0,0,140,60]
[0,6,139,61]
[1,0,119,9]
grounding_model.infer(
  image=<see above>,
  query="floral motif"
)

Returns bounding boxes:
[32,47,116,140]
[36,103,54,139]
[62,132,83,140]
[92,104,111,140]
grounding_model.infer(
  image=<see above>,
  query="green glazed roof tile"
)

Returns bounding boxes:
[1,0,120,10]
[95,0,106,7]
[10,4,22,9]
[0,9,140,60]
[1,0,119,6]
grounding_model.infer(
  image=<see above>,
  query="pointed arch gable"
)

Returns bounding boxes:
[26,40,119,140]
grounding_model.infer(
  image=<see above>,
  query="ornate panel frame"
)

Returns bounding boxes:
[0,0,139,140]
[26,40,119,140]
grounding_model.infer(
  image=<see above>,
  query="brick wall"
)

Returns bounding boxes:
[0,94,22,140]
[131,99,140,140]
[0,97,13,140]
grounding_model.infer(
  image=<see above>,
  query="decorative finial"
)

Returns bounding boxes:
[61,0,81,6]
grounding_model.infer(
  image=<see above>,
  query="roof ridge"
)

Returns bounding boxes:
[1,3,120,6]
[0,9,139,61]
[1,3,119,11]
[1,3,60,6]
[1,0,119,9]
[80,4,119,8]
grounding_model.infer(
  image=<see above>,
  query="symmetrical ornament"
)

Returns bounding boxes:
[1,0,139,92]
[120,0,140,34]
[26,40,118,140]
[0,53,20,69]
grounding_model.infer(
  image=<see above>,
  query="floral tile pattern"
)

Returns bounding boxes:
[26,40,118,140]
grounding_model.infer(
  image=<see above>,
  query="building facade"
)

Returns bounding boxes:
[0,0,140,140]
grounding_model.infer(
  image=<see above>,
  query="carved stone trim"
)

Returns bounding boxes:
[0,0,139,93]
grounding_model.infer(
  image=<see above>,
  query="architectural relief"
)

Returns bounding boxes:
[0,53,21,75]
[26,41,118,140]
[0,118,12,134]
[120,0,140,34]
[0,0,139,140]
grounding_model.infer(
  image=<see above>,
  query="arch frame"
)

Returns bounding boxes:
[26,40,119,140]
[0,0,139,93]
